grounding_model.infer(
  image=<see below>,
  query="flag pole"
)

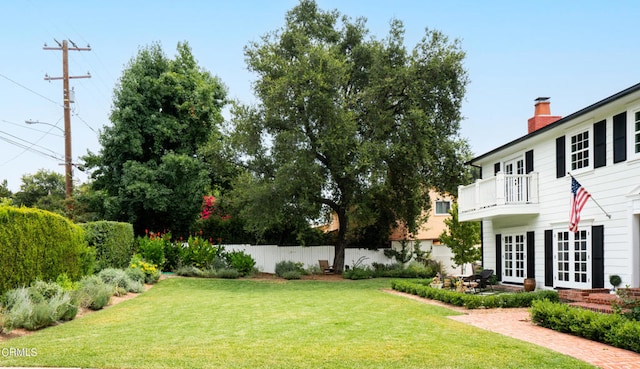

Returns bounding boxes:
[568,173,612,219]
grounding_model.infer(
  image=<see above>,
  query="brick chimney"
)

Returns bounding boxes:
[527,97,562,133]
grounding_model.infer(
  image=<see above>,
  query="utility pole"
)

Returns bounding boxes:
[43,39,91,203]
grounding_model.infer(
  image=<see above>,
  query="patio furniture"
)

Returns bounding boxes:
[474,269,494,292]
[318,260,334,274]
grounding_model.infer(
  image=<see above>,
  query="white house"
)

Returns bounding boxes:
[458,82,640,291]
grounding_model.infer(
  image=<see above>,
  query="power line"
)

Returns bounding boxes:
[1,119,64,138]
[0,73,63,108]
[0,130,64,164]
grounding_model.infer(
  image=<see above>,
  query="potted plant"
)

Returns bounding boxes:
[430,276,443,289]
[609,274,622,292]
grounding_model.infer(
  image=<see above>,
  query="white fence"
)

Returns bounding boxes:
[223,244,393,274]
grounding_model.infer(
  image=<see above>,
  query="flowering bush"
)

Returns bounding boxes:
[129,255,161,284]
[136,230,168,269]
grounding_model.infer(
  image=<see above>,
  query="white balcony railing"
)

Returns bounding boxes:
[458,172,539,215]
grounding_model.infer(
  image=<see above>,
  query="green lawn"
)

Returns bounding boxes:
[0,278,594,369]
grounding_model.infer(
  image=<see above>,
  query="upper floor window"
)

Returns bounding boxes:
[435,200,451,215]
[635,111,640,154]
[571,130,589,170]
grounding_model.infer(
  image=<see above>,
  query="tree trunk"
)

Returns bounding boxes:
[332,207,348,272]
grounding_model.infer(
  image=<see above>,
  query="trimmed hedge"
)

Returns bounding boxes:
[81,221,134,271]
[531,299,640,353]
[390,279,559,309]
[0,206,91,294]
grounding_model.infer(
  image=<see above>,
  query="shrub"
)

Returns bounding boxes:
[531,299,640,353]
[2,284,77,332]
[81,221,134,271]
[343,267,373,280]
[129,255,161,284]
[282,271,302,280]
[136,231,167,269]
[0,206,90,294]
[226,251,256,277]
[180,235,225,269]
[125,267,146,284]
[390,280,558,309]
[56,273,79,291]
[217,268,240,279]
[175,265,204,277]
[98,268,132,290]
[74,275,112,310]
[275,261,306,277]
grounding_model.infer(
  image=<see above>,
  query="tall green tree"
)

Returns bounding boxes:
[439,202,481,275]
[13,169,66,215]
[84,42,227,235]
[231,0,470,270]
[0,179,11,198]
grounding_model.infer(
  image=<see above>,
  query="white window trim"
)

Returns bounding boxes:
[630,108,640,161]
[567,125,593,174]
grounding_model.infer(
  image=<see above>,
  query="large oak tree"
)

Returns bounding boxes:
[84,42,227,235]
[231,0,470,270]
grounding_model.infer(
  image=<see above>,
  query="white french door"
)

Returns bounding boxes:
[555,230,591,288]
[503,233,526,283]
[504,158,525,203]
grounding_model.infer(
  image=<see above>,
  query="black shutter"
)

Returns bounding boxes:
[613,112,627,163]
[525,150,534,174]
[480,222,484,265]
[494,162,501,176]
[592,225,605,288]
[593,120,606,168]
[495,234,502,281]
[556,136,566,178]
[544,230,553,287]
[526,231,535,279]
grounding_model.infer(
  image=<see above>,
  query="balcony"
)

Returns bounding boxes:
[458,172,540,222]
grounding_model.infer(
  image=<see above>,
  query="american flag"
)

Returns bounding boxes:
[569,177,591,233]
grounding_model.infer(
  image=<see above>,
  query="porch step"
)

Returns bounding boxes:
[585,293,618,305]
[558,288,610,302]
[568,301,616,314]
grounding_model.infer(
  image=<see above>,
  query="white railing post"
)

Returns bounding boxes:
[495,172,505,206]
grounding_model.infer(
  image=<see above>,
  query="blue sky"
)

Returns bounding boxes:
[1,0,639,192]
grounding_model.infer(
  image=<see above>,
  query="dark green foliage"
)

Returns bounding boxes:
[136,234,167,269]
[0,206,90,294]
[179,235,225,269]
[366,262,435,278]
[609,274,622,288]
[275,261,306,277]
[84,42,228,236]
[281,271,302,280]
[439,202,481,273]
[231,0,470,271]
[343,267,373,280]
[391,280,559,309]
[226,250,256,277]
[81,221,135,271]
[12,169,66,216]
[530,299,640,353]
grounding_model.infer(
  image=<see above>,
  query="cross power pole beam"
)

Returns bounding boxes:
[43,39,91,202]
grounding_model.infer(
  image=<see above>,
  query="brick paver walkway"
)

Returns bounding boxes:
[385,290,640,369]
